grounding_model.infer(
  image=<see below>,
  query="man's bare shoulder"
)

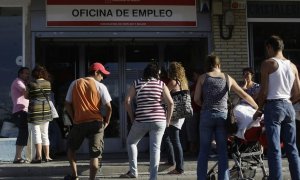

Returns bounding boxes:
[262,58,278,73]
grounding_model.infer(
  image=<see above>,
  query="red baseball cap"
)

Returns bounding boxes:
[89,62,110,75]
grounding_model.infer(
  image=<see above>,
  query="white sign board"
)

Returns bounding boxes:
[46,0,197,27]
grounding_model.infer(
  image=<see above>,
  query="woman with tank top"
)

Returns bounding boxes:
[163,61,189,175]
[194,54,258,180]
[121,63,174,180]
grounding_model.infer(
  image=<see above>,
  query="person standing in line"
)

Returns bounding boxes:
[120,63,174,180]
[64,62,112,180]
[187,69,203,154]
[194,54,258,180]
[11,67,30,163]
[164,61,189,175]
[253,35,300,180]
[27,65,53,163]
[233,67,260,140]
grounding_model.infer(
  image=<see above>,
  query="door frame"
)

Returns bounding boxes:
[33,36,209,152]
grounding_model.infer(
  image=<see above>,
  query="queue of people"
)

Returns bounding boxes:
[7,35,300,180]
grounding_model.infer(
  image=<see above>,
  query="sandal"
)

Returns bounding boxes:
[119,171,137,178]
[64,174,79,180]
[13,158,29,164]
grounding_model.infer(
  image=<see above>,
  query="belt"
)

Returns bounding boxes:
[266,98,288,102]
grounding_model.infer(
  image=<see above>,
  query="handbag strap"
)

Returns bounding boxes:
[136,79,150,96]
[38,83,50,104]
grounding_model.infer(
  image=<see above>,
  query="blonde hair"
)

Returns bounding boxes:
[169,62,189,90]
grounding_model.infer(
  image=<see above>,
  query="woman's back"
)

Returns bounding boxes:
[134,78,166,122]
[201,73,228,111]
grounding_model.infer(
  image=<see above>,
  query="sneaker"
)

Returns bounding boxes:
[119,171,137,178]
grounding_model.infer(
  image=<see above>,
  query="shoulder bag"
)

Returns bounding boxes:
[171,80,193,120]
[225,74,238,135]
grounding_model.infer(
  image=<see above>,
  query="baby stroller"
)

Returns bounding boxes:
[207,124,269,180]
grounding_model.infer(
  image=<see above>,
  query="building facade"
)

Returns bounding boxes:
[0,0,299,152]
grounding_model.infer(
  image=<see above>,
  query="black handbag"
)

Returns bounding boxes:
[171,89,193,120]
[225,74,238,134]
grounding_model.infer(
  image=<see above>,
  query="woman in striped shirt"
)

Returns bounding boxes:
[121,63,174,180]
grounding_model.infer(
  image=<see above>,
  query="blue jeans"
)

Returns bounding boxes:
[164,125,184,172]
[127,121,166,180]
[197,109,229,180]
[264,99,300,180]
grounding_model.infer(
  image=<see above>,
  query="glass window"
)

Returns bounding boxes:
[0,7,22,127]
[250,22,300,81]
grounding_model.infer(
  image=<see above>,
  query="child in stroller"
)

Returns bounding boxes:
[207,103,269,180]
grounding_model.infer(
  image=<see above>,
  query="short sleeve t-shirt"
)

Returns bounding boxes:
[11,78,29,113]
[65,77,112,124]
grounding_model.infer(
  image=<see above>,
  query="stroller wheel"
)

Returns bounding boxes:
[262,176,268,180]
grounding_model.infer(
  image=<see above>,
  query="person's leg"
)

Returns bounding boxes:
[14,111,28,161]
[264,101,283,180]
[40,122,51,160]
[66,124,85,178]
[67,149,78,177]
[162,128,175,165]
[281,102,300,180]
[215,111,229,180]
[126,121,148,177]
[30,123,43,160]
[149,121,166,180]
[88,121,104,180]
[168,125,184,173]
[89,158,99,180]
[197,110,214,179]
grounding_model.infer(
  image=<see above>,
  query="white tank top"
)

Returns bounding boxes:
[267,58,295,100]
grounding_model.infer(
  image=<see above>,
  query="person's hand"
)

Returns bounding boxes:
[104,122,109,129]
[253,110,263,121]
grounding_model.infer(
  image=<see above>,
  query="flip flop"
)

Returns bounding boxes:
[13,158,28,164]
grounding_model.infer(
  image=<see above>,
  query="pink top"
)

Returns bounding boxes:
[11,78,29,113]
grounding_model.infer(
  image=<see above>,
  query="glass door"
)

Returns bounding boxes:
[124,44,159,151]
[85,44,124,152]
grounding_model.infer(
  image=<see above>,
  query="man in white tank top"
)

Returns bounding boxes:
[253,35,300,180]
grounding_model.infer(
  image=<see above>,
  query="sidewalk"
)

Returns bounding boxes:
[0,153,292,179]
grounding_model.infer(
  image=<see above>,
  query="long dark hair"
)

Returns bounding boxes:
[143,63,160,80]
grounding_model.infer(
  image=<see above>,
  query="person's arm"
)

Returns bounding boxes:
[64,101,74,121]
[103,102,112,129]
[291,63,300,104]
[255,60,271,111]
[194,74,204,106]
[124,85,136,123]
[162,83,174,127]
[252,59,273,120]
[230,76,258,110]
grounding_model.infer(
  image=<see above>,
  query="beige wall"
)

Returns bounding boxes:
[211,9,249,81]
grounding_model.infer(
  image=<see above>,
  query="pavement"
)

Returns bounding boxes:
[0,152,293,180]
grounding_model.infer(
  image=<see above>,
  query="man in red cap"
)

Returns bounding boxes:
[64,62,112,180]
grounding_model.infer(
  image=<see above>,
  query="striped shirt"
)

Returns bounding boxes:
[28,79,52,124]
[134,78,166,123]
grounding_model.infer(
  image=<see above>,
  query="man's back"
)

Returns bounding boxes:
[267,58,295,100]
[72,77,102,124]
